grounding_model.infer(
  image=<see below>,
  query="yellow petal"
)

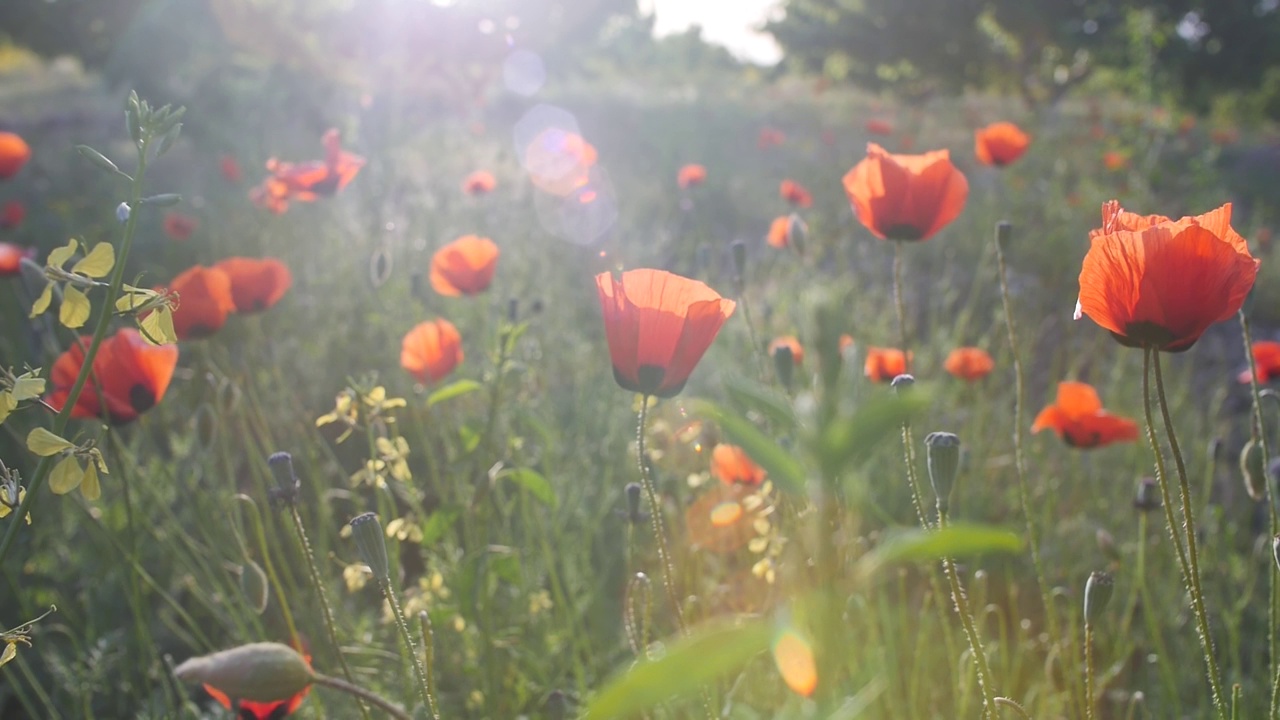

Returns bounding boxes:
[0,643,16,669]
[0,393,14,425]
[139,307,176,345]
[72,242,115,278]
[26,428,74,456]
[47,239,78,269]
[48,456,84,495]
[29,284,52,318]
[80,462,101,501]
[11,376,46,402]
[59,286,91,329]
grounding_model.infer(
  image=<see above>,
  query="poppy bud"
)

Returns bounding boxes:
[267,451,301,506]
[173,642,313,703]
[1241,439,1267,502]
[1083,571,1114,625]
[995,220,1012,250]
[731,239,747,285]
[772,345,794,390]
[924,432,960,513]
[891,374,914,393]
[1133,476,1160,512]
[239,559,269,614]
[349,512,391,584]
[624,482,643,524]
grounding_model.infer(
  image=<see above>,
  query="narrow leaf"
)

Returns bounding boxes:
[500,468,558,508]
[818,390,932,476]
[723,375,796,431]
[27,428,74,456]
[75,145,129,180]
[139,193,182,207]
[855,524,1022,580]
[59,286,92,329]
[427,379,482,406]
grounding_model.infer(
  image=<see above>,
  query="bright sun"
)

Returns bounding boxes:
[643,0,783,65]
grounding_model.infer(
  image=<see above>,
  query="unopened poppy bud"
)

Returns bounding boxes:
[267,451,301,506]
[1096,528,1119,563]
[1083,571,1114,625]
[240,559,269,614]
[995,221,1012,250]
[173,642,313,703]
[731,239,747,284]
[924,432,960,512]
[773,345,794,390]
[1241,438,1267,502]
[349,512,391,584]
[891,374,914,393]
[1133,476,1160,512]
[624,482,643,524]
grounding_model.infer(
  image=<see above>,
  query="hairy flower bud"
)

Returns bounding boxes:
[1084,571,1114,625]
[349,512,391,584]
[924,432,960,513]
[173,642,313,703]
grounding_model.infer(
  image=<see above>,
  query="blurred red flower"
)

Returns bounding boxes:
[780,179,812,208]
[1,200,24,229]
[163,212,198,241]
[864,347,911,383]
[757,127,786,149]
[975,122,1031,167]
[212,257,292,313]
[1031,381,1138,448]
[865,119,894,136]
[1241,341,1280,384]
[766,216,790,249]
[677,164,707,189]
[843,143,968,241]
[220,155,243,184]
[165,265,236,340]
[47,329,178,425]
[462,170,497,195]
[400,318,464,384]
[0,132,31,179]
[768,336,804,365]
[0,241,34,276]
[711,443,767,486]
[250,129,365,214]
[944,347,994,381]
[430,235,499,297]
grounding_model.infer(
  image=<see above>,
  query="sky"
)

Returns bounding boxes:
[643,0,784,65]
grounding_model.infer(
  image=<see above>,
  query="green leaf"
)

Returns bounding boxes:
[72,242,115,278]
[59,286,92,329]
[154,123,182,159]
[499,468,558,508]
[818,389,932,476]
[855,524,1022,580]
[420,506,461,547]
[27,427,74,456]
[427,379,482,407]
[723,375,796,432]
[139,193,182,207]
[48,456,84,495]
[690,400,806,495]
[459,425,481,453]
[490,549,522,586]
[585,620,772,719]
[75,145,131,180]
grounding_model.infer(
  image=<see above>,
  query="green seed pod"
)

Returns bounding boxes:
[239,559,269,615]
[924,432,961,513]
[349,512,391,584]
[1241,438,1267,502]
[1084,571,1114,626]
[173,642,313,703]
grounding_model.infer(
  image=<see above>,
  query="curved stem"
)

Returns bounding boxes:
[312,673,412,720]
[938,510,998,719]
[1151,350,1226,718]
[993,696,1032,719]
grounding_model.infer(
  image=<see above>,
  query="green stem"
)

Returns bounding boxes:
[380,579,434,714]
[994,697,1033,719]
[417,611,442,720]
[1149,349,1226,718]
[0,138,150,561]
[1084,623,1096,720]
[938,509,998,719]
[892,241,910,373]
[288,506,373,720]
[312,673,412,720]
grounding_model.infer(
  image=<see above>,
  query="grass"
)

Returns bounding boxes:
[0,48,1277,719]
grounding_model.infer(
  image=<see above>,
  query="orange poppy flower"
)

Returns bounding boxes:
[1031,381,1139,449]
[250,129,364,214]
[1102,151,1128,171]
[1239,341,1280,384]
[166,265,237,340]
[864,347,911,383]
[974,122,1031,167]
[523,129,597,196]
[400,318,463,384]
[780,179,813,208]
[429,235,499,297]
[163,212,198,241]
[0,242,33,276]
[839,334,855,353]
[47,329,179,424]
[462,170,497,195]
[220,155,243,184]
[0,132,31,179]
[711,443,767,486]
[203,650,312,720]
[766,216,791,249]
[1,200,24,229]
[1076,201,1258,352]
[596,269,736,398]
[944,347,994,381]
[212,257,292,313]
[757,127,786,149]
[842,143,969,242]
[677,164,707,189]
[768,336,804,365]
[865,118,894,136]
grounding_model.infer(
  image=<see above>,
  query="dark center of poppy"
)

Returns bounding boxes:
[882,224,925,242]
[1117,322,1179,351]
[252,298,266,312]
[636,365,666,395]
[310,173,342,197]
[129,384,156,413]
[1062,428,1102,448]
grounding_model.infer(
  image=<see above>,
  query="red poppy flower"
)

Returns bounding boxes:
[975,122,1031,167]
[250,129,364,214]
[163,212,199,241]
[0,242,33,276]
[944,347,994,381]
[46,329,179,425]
[0,132,31,179]
[1239,341,1280,384]
[768,336,804,365]
[864,347,911,383]
[523,130,597,196]
[842,143,968,242]
[212,257,292,313]
[865,119,894,136]
[757,127,786,149]
[766,216,791,249]
[462,170,497,195]
[1031,381,1139,449]
[220,155,243,184]
[711,443,767,486]
[204,651,312,720]
[1076,201,1258,352]
[400,318,463,384]
[780,179,812,208]
[1102,151,1129,171]
[596,269,736,398]
[166,266,237,340]
[430,235,499,297]
[677,164,707,189]
[1,200,24,229]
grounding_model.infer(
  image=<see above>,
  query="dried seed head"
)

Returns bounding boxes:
[1133,476,1160,512]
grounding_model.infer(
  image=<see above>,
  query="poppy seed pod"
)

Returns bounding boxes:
[1241,438,1267,502]
[349,512,391,584]
[772,345,794,390]
[1084,571,1114,625]
[995,221,1012,250]
[173,642,313,703]
[924,432,961,512]
[267,451,301,506]
[1133,476,1161,512]
[624,482,643,524]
